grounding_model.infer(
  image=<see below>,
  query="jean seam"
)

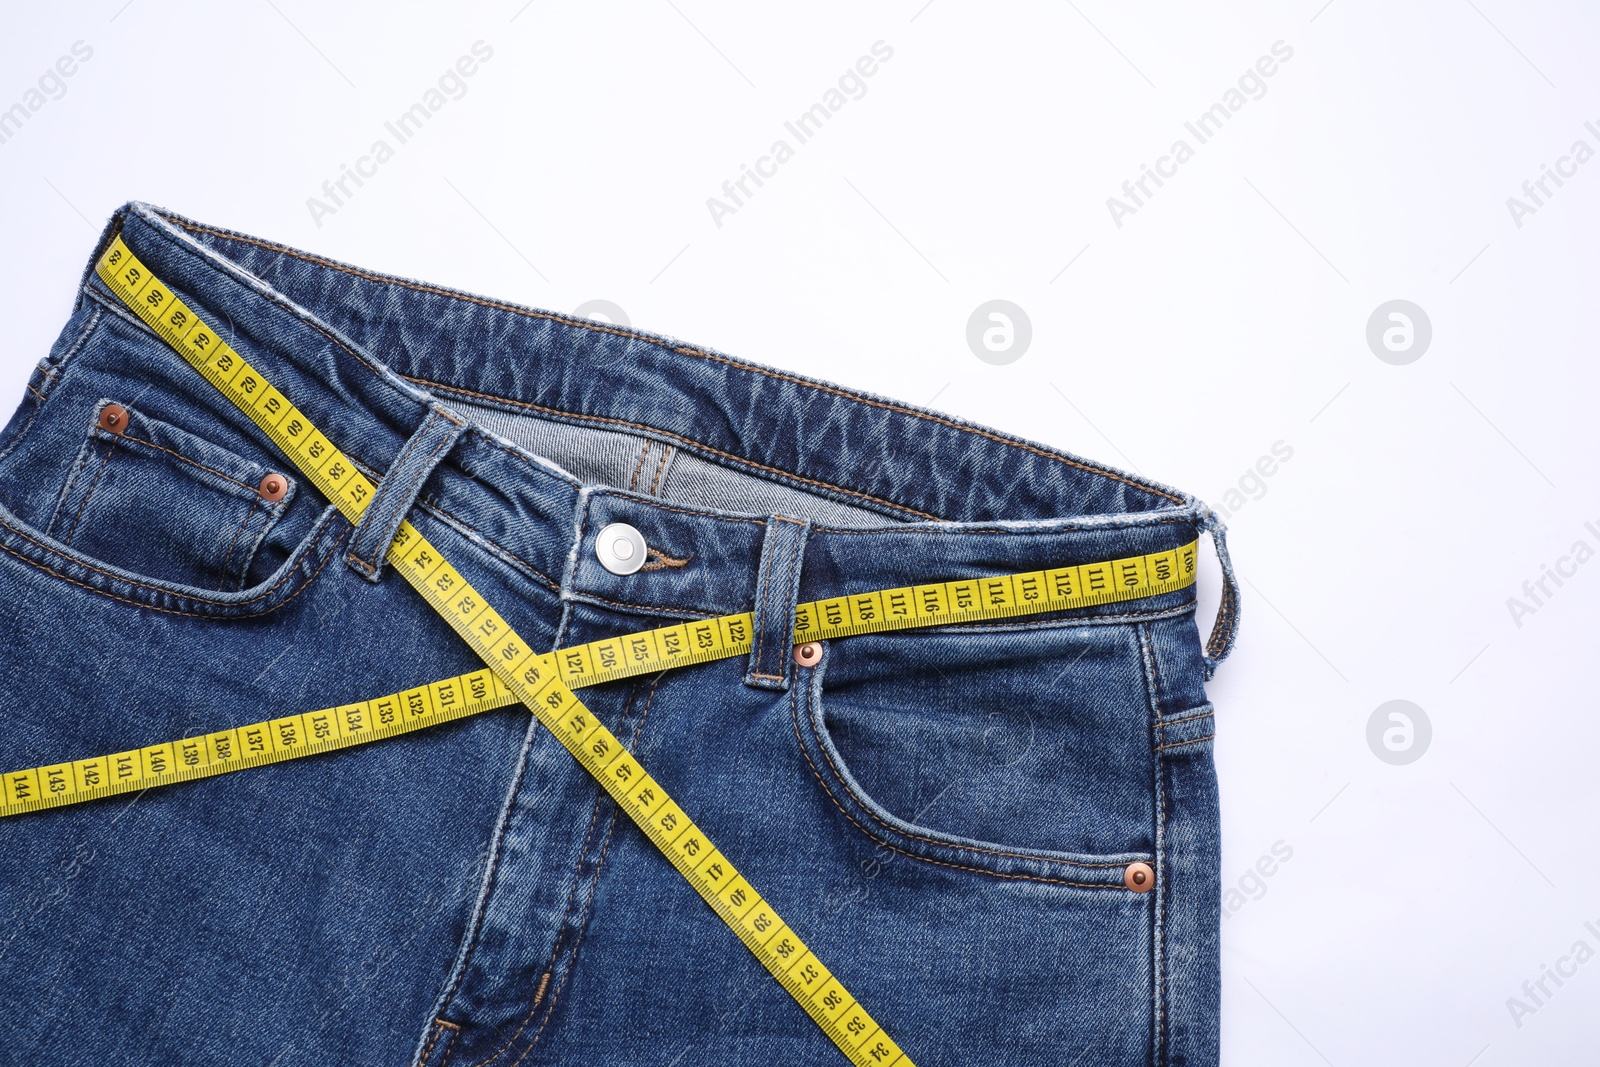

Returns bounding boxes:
[414,378,942,521]
[1157,709,1215,728]
[352,415,457,570]
[625,441,651,492]
[1153,734,1214,752]
[165,213,1183,508]
[648,446,674,495]
[421,1019,459,1066]
[468,673,663,1067]
[0,306,102,471]
[106,424,273,495]
[60,441,117,548]
[0,505,336,608]
[0,519,346,619]
[791,668,1132,884]
[215,497,260,591]
[503,671,664,1066]
[45,434,97,539]
[1136,622,1169,1067]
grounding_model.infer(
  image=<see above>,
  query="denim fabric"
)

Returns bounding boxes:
[0,203,1233,1066]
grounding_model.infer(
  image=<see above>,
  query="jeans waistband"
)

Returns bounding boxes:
[83,202,1228,651]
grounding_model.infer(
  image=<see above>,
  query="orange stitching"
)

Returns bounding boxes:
[1154,734,1213,752]
[0,506,337,607]
[509,679,663,1063]
[61,440,116,547]
[808,516,1195,537]
[410,499,559,593]
[637,547,690,572]
[789,679,1129,883]
[648,445,672,496]
[411,377,941,520]
[215,497,261,591]
[626,442,651,493]
[0,524,345,619]
[167,215,1182,507]
[113,426,263,494]
[1157,709,1214,728]
[472,676,661,1067]
[353,418,455,566]
[465,793,607,1067]
[504,814,618,1067]
[421,1019,460,1065]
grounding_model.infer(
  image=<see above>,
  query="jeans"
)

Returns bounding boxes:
[0,202,1238,1066]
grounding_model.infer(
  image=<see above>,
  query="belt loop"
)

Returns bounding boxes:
[1197,505,1241,680]
[346,405,467,583]
[744,515,810,691]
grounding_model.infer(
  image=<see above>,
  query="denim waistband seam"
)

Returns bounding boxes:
[807,512,1202,538]
[340,452,562,596]
[413,376,939,521]
[411,498,560,594]
[157,211,1188,511]
[0,308,94,472]
[918,602,1196,634]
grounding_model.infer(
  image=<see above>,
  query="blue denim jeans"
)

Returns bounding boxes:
[0,203,1237,1066]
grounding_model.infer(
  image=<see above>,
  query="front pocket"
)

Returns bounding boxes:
[793,624,1158,887]
[45,399,298,592]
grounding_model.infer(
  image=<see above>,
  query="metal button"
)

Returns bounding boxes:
[258,473,289,503]
[596,522,647,576]
[1124,861,1155,893]
[793,642,822,667]
[97,403,128,435]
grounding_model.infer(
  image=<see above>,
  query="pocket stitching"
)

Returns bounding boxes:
[0,505,345,616]
[109,425,271,497]
[0,305,103,472]
[790,668,1137,886]
[44,433,101,539]
[59,439,117,547]
[68,405,294,591]
[215,497,261,591]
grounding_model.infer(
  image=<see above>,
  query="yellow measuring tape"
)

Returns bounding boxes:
[0,235,1199,1065]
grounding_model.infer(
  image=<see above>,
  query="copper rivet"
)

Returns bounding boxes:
[793,641,823,667]
[258,473,288,503]
[97,403,128,435]
[1124,861,1155,893]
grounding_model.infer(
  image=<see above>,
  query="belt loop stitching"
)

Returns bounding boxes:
[1195,505,1241,680]
[745,514,809,691]
[345,405,466,582]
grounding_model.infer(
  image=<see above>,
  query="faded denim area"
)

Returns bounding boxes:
[0,203,1234,1066]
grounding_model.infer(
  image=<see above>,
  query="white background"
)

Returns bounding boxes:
[2,3,1596,1063]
